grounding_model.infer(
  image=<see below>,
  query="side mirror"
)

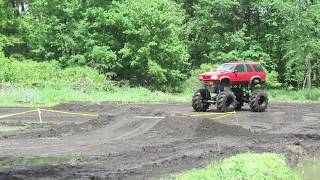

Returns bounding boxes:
[234,69,238,73]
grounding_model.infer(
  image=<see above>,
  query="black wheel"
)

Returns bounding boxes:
[250,91,268,112]
[192,89,210,112]
[217,91,236,112]
[251,78,261,86]
[234,101,243,111]
[220,79,231,91]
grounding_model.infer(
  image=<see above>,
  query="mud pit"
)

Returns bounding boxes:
[0,102,320,179]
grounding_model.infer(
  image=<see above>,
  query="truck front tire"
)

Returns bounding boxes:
[249,91,268,112]
[217,91,236,112]
[192,89,210,112]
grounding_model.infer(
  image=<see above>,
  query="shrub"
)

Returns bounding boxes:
[0,58,60,85]
[60,66,113,92]
[267,71,282,88]
[0,58,113,92]
[184,63,218,93]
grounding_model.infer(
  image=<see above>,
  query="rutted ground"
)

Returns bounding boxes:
[0,102,319,179]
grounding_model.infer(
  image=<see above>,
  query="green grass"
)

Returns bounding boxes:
[269,88,320,102]
[0,86,319,107]
[0,155,84,169]
[172,153,300,180]
[0,125,25,132]
[0,86,191,107]
[0,59,319,106]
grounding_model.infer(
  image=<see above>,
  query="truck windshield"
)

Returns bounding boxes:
[217,64,235,72]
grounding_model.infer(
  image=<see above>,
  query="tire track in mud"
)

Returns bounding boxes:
[0,102,320,179]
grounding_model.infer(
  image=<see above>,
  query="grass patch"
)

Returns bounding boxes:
[0,59,319,106]
[0,155,84,169]
[172,153,300,180]
[269,89,320,102]
[0,85,319,107]
[0,125,25,132]
[0,86,190,107]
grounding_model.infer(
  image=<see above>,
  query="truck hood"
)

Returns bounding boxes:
[201,71,220,76]
[200,71,230,81]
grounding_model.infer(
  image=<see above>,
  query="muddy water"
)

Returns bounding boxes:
[298,158,320,180]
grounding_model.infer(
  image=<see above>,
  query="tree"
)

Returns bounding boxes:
[284,3,320,88]
[0,0,35,59]
[189,0,243,66]
[30,0,189,92]
[108,0,189,91]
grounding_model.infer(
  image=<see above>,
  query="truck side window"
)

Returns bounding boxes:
[253,64,264,72]
[245,64,253,72]
[235,64,245,72]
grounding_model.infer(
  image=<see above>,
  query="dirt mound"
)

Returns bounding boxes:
[195,118,253,137]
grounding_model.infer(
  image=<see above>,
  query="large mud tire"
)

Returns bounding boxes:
[234,101,243,111]
[250,91,268,112]
[217,91,236,112]
[192,89,210,112]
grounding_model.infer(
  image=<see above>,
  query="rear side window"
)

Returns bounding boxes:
[253,64,264,72]
[245,64,253,72]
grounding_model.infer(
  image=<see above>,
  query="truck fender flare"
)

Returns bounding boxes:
[219,76,231,84]
[250,76,261,84]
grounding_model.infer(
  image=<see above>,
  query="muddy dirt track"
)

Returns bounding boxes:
[0,102,320,179]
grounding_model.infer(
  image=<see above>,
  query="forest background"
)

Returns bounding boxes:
[1,0,320,105]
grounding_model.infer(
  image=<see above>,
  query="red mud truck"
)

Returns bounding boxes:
[192,62,268,112]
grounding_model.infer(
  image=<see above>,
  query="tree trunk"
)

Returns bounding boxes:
[307,61,312,90]
[302,74,307,90]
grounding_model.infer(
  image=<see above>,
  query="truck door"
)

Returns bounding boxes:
[244,64,254,83]
[234,64,246,84]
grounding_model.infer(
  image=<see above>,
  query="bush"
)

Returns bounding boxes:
[184,64,218,93]
[0,58,60,85]
[0,58,113,92]
[60,66,113,92]
[175,153,300,180]
[267,71,282,88]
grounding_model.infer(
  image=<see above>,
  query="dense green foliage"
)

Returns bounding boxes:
[174,153,300,180]
[28,0,189,91]
[0,57,112,92]
[1,0,320,91]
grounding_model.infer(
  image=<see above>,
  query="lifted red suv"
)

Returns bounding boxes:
[192,62,268,112]
[200,62,266,85]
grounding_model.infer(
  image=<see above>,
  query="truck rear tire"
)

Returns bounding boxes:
[250,91,268,112]
[217,91,236,112]
[192,89,210,112]
[234,101,243,111]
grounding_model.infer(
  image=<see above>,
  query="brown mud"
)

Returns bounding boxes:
[0,102,319,179]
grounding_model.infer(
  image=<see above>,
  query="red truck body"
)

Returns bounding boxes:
[199,62,266,85]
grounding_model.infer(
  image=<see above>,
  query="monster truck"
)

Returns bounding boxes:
[192,62,268,112]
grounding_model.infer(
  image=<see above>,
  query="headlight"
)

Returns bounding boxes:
[211,75,218,80]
